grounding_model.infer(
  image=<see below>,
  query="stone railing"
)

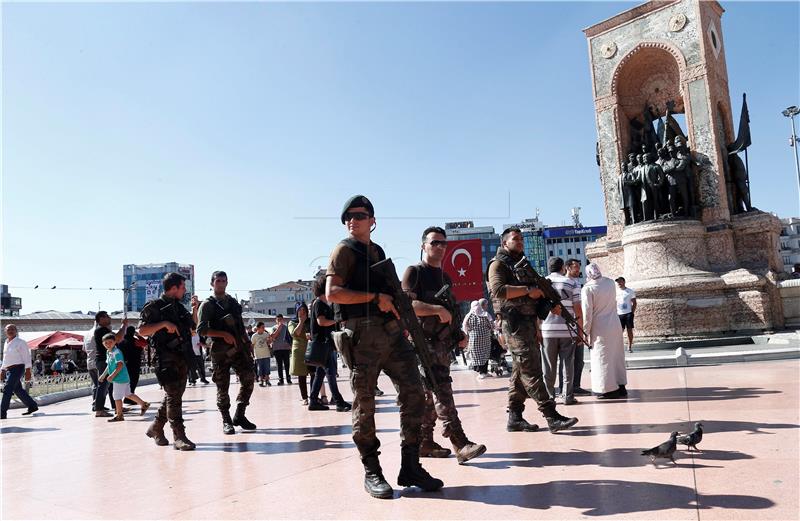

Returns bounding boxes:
[7,367,157,399]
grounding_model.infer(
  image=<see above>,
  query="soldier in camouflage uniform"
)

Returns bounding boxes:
[138,272,196,451]
[197,271,257,435]
[487,227,579,433]
[402,226,486,464]
[326,195,443,499]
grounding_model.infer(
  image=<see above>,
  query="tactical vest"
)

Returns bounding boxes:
[407,263,452,336]
[334,238,391,322]
[205,295,244,341]
[142,296,193,353]
[486,248,538,316]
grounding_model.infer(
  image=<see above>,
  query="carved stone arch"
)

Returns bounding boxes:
[611,40,688,98]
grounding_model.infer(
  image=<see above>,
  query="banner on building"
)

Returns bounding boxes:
[145,280,161,303]
[442,239,484,302]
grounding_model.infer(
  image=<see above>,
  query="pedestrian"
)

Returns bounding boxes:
[50,356,63,375]
[565,258,590,396]
[583,264,628,399]
[98,333,149,422]
[251,322,272,387]
[33,355,44,378]
[198,270,257,435]
[539,257,583,405]
[462,300,493,379]
[486,226,578,433]
[307,275,351,412]
[138,272,196,450]
[615,276,637,353]
[402,225,486,463]
[188,328,210,385]
[1,324,39,419]
[268,315,292,386]
[91,311,127,418]
[326,194,442,498]
[119,326,143,405]
[289,302,312,405]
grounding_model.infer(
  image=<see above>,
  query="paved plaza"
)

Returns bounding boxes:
[2,360,798,520]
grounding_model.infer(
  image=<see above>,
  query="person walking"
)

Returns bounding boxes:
[251,322,272,387]
[463,300,493,379]
[583,264,628,399]
[1,324,39,419]
[98,333,149,421]
[615,277,637,353]
[91,311,127,417]
[289,302,312,405]
[268,315,292,386]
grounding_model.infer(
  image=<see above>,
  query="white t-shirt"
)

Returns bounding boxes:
[191,334,203,356]
[616,287,636,315]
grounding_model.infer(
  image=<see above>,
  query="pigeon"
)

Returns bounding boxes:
[677,422,704,451]
[641,431,678,465]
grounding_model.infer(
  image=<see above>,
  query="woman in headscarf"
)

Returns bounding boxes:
[581,263,628,399]
[288,302,312,405]
[463,299,493,379]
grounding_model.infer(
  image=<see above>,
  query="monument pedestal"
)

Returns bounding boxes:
[586,212,785,341]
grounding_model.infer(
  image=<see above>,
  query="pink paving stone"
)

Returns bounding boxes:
[1,361,798,520]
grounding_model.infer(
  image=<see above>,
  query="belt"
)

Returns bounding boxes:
[4,364,24,370]
[344,317,392,329]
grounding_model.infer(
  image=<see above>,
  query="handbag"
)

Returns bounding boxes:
[305,336,333,368]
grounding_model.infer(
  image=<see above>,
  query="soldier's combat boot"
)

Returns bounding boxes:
[172,423,196,451]
[221,409,236,435]
[145,418,169,446]
[450,430,486,465]
[419,439,451,458]
[397,445,444,492]
[507,410,539,432]
[361,453,393,499]
[232,404,257,430]
[545,409,579,433]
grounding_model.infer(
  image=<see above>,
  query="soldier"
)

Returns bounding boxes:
[486,226,578,433]
[402,226,487,464]
[625,153,643,223]
[197,271,257,435]
[326,195,442,499]
[640,151,665,221]
[138,272,196,451]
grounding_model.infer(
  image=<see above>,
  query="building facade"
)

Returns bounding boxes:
[123,263,195,312]
[779,217,800,274]
[0,285,22,317]
[444,221,501,275]
[249,281,314,316]
[544,226,608,283]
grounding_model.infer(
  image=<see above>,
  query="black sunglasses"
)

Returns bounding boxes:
[344,211,371,222]
[427,240,448,247]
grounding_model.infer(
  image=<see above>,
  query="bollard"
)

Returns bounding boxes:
[675,346,690,366]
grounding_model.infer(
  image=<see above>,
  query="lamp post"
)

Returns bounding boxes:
[782,105,800,211]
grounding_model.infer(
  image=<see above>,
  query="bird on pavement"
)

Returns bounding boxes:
[677,422,703,451]
[641,431,678,465]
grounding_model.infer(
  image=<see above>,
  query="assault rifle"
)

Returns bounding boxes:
[512,257,591,347]
[433,284,467,365]
[371,258,440,392]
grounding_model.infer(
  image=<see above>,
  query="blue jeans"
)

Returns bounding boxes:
[310,350,344,403]
[1,365,38,416]
[256,358,270,379]
[93,360,114,411]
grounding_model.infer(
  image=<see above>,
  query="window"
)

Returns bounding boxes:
[286,307,294,315]
[577,248,581,254]
[567,248,572,255]
[549,250,554,256]
[558,249,563,256]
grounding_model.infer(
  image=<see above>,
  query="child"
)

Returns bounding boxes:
[99,333,149,422]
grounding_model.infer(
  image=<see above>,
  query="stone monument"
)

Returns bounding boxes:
[583,0,784,340]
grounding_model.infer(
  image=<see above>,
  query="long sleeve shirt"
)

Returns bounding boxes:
[2,337,32,369]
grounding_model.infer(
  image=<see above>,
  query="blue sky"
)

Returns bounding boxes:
[2,1,798,314]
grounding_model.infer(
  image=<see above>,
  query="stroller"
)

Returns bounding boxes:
[487,334,510,376]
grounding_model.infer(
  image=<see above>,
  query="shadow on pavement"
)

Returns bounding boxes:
[452,386,508,395]
[561,419,800,436]
[194,438,354,454]
[402,480,774,515]
[259,425,398,437]
[1,426,60,434]
[468,447,741,469]
[602,386,782,403]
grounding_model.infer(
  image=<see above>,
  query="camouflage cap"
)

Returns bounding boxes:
[340,194,374,224]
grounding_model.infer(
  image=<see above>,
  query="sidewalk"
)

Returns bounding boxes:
[2,360,798,520]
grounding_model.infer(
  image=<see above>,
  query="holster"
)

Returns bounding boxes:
[331,329,354,368]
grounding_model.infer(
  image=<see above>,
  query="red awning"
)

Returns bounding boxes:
[26,331,85,350]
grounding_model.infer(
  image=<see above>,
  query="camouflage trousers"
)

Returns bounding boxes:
[420,342,469,448]
[346,317,425,458]
[502,317,556,416]
[154,354,188,430]
[210,346,255,412]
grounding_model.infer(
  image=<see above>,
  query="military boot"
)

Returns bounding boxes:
[419,439,451,458]
[145,418,169,446]
[221,409,236,435]
[449,429,486,465]
[545,409,579,433]
[361,453,393,499]
[507,410,539,432]
[397,445,444,492]
[171,423,196,451]
[232,404,257,430]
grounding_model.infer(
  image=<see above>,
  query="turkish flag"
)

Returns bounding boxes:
[442,239,484,302]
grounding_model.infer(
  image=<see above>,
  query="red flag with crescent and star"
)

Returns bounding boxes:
[442,239,484,301]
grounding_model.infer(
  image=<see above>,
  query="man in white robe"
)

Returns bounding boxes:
[581,264,628,399]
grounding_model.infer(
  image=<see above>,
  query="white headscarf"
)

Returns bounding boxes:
[586,263,602,281]
[475,298,489,318]
[463,300,480,331]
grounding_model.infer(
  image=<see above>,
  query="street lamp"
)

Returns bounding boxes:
[781,105,800,212]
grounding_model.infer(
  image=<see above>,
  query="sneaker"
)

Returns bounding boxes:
[95,410,112,418]
[573,387,591,396]
[301,399,309,406]
[200,379,210,385]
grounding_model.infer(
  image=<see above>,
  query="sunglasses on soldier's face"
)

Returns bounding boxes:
[427,240,447,247]
[344,212,370,222]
